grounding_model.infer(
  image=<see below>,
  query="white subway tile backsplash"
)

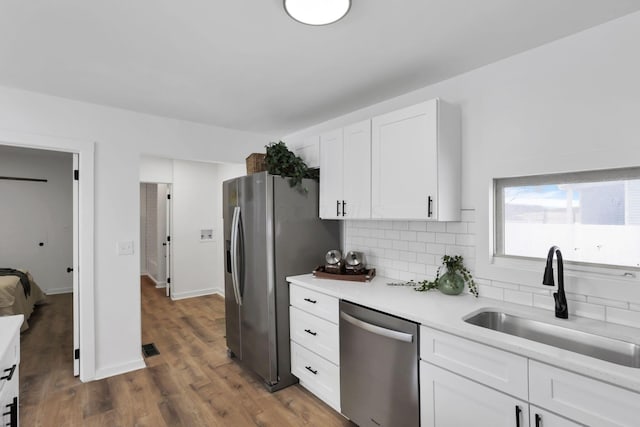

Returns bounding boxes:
[587,296,629,309]
[479,284,504,300]
[409,221,428,232]
[426,222,446,232]
[400,230,417,241]
[605,307,640,328]
[408,242,427,253]
[446,222,468,234]
[344,211,637,317]
[384,230,401,240]
[504,289,533,306]
[435,233,456,244]
[533,294,555,311]
[569,301,606,321]
[416,232,436,243]
[392,221,409,230]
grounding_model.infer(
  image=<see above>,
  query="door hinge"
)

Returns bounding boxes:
[74,349,80,360]
[167,194,171,200]
[167,235,171,242]
[74,169,79,180]
[167,277,171,284]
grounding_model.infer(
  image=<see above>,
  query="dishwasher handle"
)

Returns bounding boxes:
[340,311,414,343]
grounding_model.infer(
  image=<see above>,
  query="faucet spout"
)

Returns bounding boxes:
[542,246,568,319]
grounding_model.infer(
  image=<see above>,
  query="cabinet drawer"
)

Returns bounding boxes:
[529,361,640,427]
[290,284,338,324]
[291,342,340,412]
[290,307,339,364]
[420,326,528,399]
[0,329,19,395]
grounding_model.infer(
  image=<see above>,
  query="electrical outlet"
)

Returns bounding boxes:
[117,240,134,255]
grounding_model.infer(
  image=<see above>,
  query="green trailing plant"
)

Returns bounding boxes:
[388,255,478,297]
[265,141,319,192]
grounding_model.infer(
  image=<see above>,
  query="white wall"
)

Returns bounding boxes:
[284,12,640,317]
[0,87,268,380]
[0,145,73,294]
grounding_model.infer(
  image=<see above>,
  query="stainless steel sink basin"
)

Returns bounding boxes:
[465,311,640,368]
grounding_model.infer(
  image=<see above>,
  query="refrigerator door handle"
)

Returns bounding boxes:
[230,206,242,305]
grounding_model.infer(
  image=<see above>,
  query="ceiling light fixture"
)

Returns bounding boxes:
[284,0,351,26]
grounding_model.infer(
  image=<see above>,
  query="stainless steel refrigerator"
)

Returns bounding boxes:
[223,172,340,391]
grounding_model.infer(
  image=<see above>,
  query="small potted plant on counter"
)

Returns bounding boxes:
[389,255,478,297]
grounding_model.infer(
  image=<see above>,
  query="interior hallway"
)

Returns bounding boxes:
[18,277,351,426]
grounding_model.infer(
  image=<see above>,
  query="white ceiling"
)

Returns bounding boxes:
[1,1,639,136]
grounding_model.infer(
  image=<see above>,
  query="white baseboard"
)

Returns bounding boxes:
[46,286,73,295]
[171,287,223,301]
[142,274,166,288]
[94,358,146,380]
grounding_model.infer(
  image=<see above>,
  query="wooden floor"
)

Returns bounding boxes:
[19,277,352,426]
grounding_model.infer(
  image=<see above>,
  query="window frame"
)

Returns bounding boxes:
[494,166,640,273]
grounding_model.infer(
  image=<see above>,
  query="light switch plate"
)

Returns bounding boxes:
[117,240,134,255]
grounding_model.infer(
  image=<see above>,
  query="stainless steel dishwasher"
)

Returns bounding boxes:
[339,300,419,427]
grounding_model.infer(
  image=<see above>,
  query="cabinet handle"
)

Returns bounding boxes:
[304,329,317,336]
[514,405,521,427]
[3,397,17,427]
[305,366,318,375]
[342,200,347,216]
[303,298,317,304]
[1,364,16,381]
[535,413,541,427]
[427,196,433,218]
[336,200,341,216]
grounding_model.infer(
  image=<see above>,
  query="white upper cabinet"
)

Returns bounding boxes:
[319,120,371,219]
[289,135,320,169]
[371,99,460,221]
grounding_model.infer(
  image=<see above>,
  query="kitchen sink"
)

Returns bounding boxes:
[464,310,640,368]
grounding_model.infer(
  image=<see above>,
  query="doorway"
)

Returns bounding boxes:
[0,144,80,376]
[0,129,95,381]
[140,182,172,297]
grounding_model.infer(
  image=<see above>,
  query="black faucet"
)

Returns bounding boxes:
[542,246,569,319]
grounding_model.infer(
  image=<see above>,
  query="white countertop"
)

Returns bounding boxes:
[287,273,640,393]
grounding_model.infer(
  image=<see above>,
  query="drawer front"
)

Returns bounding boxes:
[420,326,528,399]
[291,342,340,412]
[290,307,339,364]
[529,361,640,427]
[290,284,338,324]
[0,365,19,427]
[0,330,19,395]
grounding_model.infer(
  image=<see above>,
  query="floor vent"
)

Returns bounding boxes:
[142,343,160,358]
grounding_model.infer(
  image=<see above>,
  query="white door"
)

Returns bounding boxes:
[165,185,172,297]
[72,154,80,376]
[342,119,371,219]
[372,100,439,219]
[319,129,344,219]
[420,362,528,427]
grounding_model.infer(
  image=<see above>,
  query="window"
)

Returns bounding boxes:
[495,168,640,268]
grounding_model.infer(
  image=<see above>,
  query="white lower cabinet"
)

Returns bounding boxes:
[419,325,640,427]
[530,406,582,427]
[0,317,21,427]
[420,361,528,427]
[289,283,340,412]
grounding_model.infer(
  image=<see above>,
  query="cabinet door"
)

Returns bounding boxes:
[372,100,438,220]
[319,129,344,219]
[421,362,528,427]
[530,406,582,427]
[293,135,320,169]
[342,119,371,219]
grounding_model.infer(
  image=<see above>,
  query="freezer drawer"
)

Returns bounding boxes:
[340,300,419,427]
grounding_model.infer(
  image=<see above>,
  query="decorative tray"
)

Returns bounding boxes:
[312,266,376,282]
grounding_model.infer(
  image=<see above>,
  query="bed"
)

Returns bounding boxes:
[0,270,46,332]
